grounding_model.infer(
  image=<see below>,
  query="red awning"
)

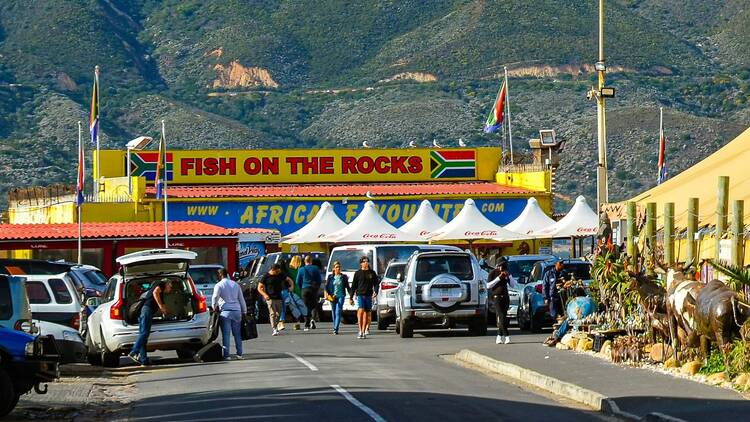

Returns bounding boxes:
[148,181,533,199]
[0,221,238,241]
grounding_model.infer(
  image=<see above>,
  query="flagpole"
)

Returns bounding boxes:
[77,121,83,265]
[94,65,100,201]
[504,66,514,164]
[162,120,169,248]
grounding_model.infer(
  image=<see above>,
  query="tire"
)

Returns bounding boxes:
[376,312,389,331]
[100,328,120,368]
[0,367,16,417]
[468,317,488,336]
[530,312,543,334]
[518,300,531,331]
[399,318,413,338]
[395,318,401,334]
[85,330,102,366]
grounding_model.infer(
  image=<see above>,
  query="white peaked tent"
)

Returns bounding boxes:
[280,202,347,244]
[398,200,446,239]
[531,195,598,238]
[320,201,423,243]
[429,198,524,242]
[503,197,556,236]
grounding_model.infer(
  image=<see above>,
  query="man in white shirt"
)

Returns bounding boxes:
[211,268,247,360]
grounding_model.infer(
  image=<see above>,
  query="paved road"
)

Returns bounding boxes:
[125,322,607,422]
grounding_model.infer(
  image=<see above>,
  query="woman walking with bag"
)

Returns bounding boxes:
[212,268,248,360]
[325,261,351,335]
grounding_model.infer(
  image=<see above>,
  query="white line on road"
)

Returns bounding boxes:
[285,352,318,371]
[331,384,387,422]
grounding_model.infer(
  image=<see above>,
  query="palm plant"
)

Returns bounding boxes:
[709,260,750,301]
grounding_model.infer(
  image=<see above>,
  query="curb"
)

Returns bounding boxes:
[454,349,686,422]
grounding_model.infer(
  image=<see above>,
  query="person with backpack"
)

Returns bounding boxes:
[350,256,379,339]
[211,268,247,360]
[128,279,173,366]
[296,255,323,331]
[325,261,351,335]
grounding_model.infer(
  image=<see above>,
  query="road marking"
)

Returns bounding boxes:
[331,384,387,422]
[285,352,318,371]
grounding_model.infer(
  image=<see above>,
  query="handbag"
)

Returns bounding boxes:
[325,292,336,302]
[241,316,258,340]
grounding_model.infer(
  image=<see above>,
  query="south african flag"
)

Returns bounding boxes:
[430,150,476,179]
[129,151,174,182]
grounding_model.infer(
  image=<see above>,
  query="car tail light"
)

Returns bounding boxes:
[535,284,544,294]
[14,319,31,332]
[380,281,399,291]
[110,286,124,320]
[189,280,208,314]
[71,313,80,330]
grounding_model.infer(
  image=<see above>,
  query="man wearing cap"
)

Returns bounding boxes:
[350,256,379,339]
[543,261,564,320]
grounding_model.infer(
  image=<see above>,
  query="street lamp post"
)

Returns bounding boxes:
[588,0,611,213]
[126,136,153,195]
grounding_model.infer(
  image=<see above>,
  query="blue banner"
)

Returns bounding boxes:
[238,241,265,268]
[169,198,527,235]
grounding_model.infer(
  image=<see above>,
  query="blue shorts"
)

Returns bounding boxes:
[357,295,373,311]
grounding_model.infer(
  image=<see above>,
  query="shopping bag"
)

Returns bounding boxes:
[287,292,307,319]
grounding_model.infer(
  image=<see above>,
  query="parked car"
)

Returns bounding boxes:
[394,250,488,338]
[517,258,593,332]
[24,274,84,331]
[85,249,211,367]
[323,244,462,322]
[0,259,106,298]
[188,264,224,298]
[375,261,406,330]
[0,326,59,417]
[488,254,555,322]
[0,274,86,364]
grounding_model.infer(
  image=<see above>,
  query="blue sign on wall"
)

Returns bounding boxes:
[238,241,265,268]
[169,198,527,236]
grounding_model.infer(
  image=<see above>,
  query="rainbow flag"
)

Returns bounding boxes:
[483,80,506,133]
[76,133,85,206]
[89,67,99,145]
[155,129,166,199]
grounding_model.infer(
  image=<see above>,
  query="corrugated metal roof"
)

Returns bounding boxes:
[0,221,236,241]
[149,182,533,199]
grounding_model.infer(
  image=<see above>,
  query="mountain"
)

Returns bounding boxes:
[0,0,748,212]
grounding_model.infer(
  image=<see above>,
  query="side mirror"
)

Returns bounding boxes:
[86,297,101,308]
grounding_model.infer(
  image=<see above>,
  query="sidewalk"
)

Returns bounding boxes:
[466,339,749,421]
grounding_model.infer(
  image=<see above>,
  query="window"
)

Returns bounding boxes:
[0,277,12,320]
[49,278,73,304]
[103,279,117,303]
[562,264,591,281]
[415,256,473,282]
[329,249,373,272]
[30,248,103,269]
[26,281,51,304]
[375,246,419,275]
[188,268,220,285]
[508,259,544,284]
[384,263,406,280]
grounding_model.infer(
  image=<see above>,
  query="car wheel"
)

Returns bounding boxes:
[376,313,388,331]
[530,312,543,334]
[399,318,413,338]
[518,301,531,331]
[0,367,17,417]
[395,318,401,334]
[100,328,120,368]
[85,330,102,366]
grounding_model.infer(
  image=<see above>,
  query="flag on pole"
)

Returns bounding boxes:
[657,110,667,185]
[76,125,85,206]
[89,67,99,146]
[155,128,166,199]
[483,80,507,134]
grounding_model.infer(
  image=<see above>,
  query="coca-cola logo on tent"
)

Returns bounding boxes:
[362,233,397,239]
[464,230,498,237]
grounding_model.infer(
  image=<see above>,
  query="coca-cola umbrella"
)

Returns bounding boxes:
[428,198,524,244]
[502,197,556,236]
[320,201,424,243]
[530,195,598,238]
[398,200,446,239]
[280,201,347,244]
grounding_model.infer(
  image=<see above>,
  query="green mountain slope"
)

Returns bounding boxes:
[0,0,748,213]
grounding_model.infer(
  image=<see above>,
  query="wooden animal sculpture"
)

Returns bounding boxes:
[694,280,750,365]
[665,267,704,364]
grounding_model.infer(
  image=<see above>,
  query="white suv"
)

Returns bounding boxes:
[85,249,211,367]
[394,251,488,338]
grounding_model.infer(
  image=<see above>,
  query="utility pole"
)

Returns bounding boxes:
[588,0,611,213]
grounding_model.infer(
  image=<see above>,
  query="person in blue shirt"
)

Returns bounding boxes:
[543,261,564,320]
[295,255,323,331]
[325,261,351,335]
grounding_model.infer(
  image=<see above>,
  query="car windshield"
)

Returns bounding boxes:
[561,263,592,280]
[188,268,220,285]
[375,246,420,274]
[384,263,406,280]
[329,249,373,272]
[507,259,543,284]
[415,255,473,282]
